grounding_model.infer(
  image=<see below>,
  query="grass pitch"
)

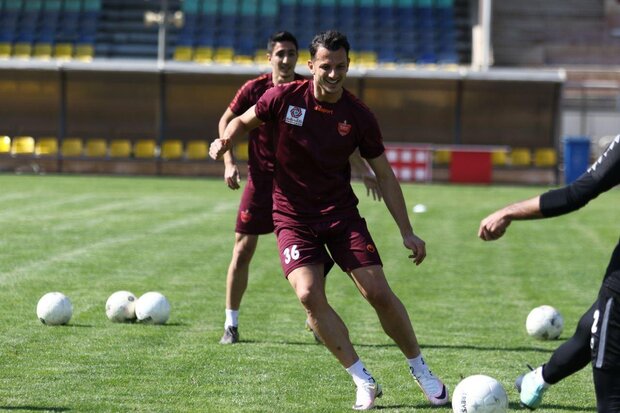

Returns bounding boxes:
[0,173,615,412]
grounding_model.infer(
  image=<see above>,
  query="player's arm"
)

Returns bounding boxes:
[210,105,262,160]
[478,196,542,241]
[366,153,426,265]
[218,107,241,190]
[349,149,382,201]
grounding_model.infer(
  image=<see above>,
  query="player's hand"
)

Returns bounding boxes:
[224,163,241,190]
[478,211,510,241]
[209,138,230,160]
[362,174,382,202]
[403,233,426,265]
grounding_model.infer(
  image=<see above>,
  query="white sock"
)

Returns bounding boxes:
[346,359,375,387]
[407,354,428,376]
[535,366,550,388]
[224,309,238,329]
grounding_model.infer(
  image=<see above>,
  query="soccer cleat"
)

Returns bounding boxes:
[305,319,323,344]
[219,326,239,344]
[353,380,383,410]
[515,365,549,410]
[410,367,449,406]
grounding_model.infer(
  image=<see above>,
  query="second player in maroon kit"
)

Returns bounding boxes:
[211,30,448,410]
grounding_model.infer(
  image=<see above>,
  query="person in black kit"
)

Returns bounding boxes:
[478,135,620,413]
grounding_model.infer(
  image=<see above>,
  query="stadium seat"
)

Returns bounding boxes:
[234,141,249,161]
[0,43,12,58]
[35,137,59,156]
[109,139,131,158]
[174,45,193,61]
[134,139,156,158]
[186,140,207,160]
[61,138,83,157]
[213,48,234,64]
[11,136,35,155]
[534,147,557,167]
[0,136,11,154]
[54,43,74,60]
[491,149,508,166]
[161,140,183,160]
[433,149,451,165]
[510,148,532,166]
[74,44,94,61]
[85,138,107,157]
[33,43,53,59]
[193,46,213,63]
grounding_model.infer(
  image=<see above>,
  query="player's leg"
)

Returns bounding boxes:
[288,264,381,410]
[220,232,259,344]
[349,265,448,406]
[593,368,620,412]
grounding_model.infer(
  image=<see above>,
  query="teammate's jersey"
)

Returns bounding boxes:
[229,72,305,176]
[541,134,620,217]
[255,79,385,223]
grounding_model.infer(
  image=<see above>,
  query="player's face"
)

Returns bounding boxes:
[308,46,349,103]
[268,41,298,84]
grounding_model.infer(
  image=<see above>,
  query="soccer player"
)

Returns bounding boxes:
[478,135,620,412]
[218,31,380,345]
[210,30,448,410]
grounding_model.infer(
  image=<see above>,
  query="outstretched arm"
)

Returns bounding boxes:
[210,105,262,160]
[349,149,382,201]
[218,107,241,190]
[366,153,426,265]
[478,196,542,241]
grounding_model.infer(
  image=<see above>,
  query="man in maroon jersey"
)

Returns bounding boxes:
[217,31,381,345]
[210,31,447,410]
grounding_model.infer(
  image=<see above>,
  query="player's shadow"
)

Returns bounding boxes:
[357,342,557,353]
[0,406,70,411]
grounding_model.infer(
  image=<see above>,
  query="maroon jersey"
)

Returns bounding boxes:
[255,79,385,223]
[229,72,305,176]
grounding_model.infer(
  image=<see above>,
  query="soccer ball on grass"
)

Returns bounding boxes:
[452,374,508,413]
[105,290,137,322]
[135,291,170,324]
[526,305,564,340]
[36,292,73,325]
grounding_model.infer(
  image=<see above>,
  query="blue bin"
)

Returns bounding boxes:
[563,136,591,184]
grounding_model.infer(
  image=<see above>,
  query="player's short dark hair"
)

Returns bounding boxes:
[268,31,299,53]
[309,30,350,59]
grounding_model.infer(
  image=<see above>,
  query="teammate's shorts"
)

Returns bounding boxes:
[592,271,620,370]
[274,216,383,278]
[235,174,274,235]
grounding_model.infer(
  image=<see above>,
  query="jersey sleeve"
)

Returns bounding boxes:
[541,135,620,217]
[357,110,385,159]
[254,86,280,123]
[228,80,254,116]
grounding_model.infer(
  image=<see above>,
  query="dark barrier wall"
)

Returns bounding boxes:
[0,62,564,148]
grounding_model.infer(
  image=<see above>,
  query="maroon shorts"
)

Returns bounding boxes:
[235,174,274,235]
[274,216,383,277]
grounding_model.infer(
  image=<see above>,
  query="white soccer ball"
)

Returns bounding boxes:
[452,375,508,413]
[135,291,170,324]
[105,290,137,322]
[526,305,564,340]
[36,292,73,325]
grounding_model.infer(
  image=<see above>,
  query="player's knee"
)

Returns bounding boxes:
[296,286,326,311]
[364,287,393,310]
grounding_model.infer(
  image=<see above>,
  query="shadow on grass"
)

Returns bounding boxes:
[509,401,594,412]
[0,406,69,411]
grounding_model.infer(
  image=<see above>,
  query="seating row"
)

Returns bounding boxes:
[433,147,558,167]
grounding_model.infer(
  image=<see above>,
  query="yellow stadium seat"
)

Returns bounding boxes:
[54,43,73,60]
[35,137,58,156]
[433,149,451,165]
[233,54,254,64]
[61,138,83,157]
[213,47,234,64]
[11,136,35,155]
[162,140,183,159]
[33,43,53,59]
[173,46,193,61]
[510,148,532,166]
[74,44,94,61]
[193,47,213,63]
[297,50,311,64]
[186,140,207,160]
[357,51,378,67]
[0,136,11,153]
[233,141,249,161]
[12,42,32,59]
[0,43,11,58]
[109,139,131,158]
[491,149,508,166]
[253,49,268,63]
[534,147,557,167]
[85,138,107,157]
[134,139,156,158]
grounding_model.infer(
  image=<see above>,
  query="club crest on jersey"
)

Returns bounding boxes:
[285,105,306,126]
[338,120,352,136]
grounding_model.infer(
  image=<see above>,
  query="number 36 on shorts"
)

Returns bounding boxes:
[283,245,300,264]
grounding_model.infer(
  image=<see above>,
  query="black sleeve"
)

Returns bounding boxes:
[541,135,620,217]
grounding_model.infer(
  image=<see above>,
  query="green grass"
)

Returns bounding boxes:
[0,174,615,412]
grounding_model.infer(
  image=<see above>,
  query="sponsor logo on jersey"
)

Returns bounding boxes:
[240,209,252,223]
[285,105,306,126]
[314,104,333,115]
[338,120,352,136]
